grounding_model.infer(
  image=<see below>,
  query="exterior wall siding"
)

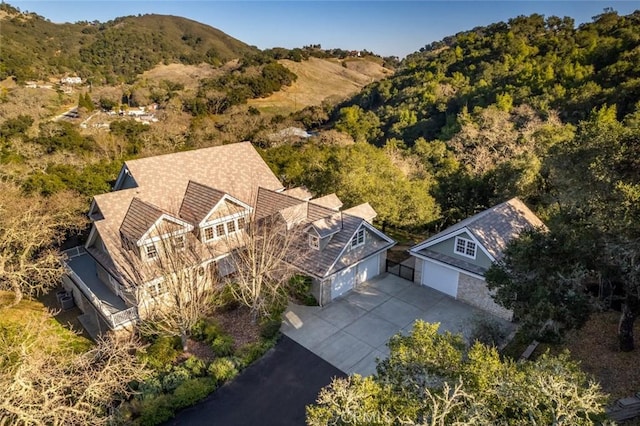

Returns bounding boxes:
[96,264,117,294]
[457,273,513,321]
[427,232,493,270]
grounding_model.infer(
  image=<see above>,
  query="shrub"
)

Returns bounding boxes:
[237,340,275,368]
[210,335,234,357]
[208,357,238,383]
[161,366,191,392]
[191,319,221,344]
[288,275,318,306]
[260,318,281,340]
[138,376,163,400]
[184,356,206,376]
[469,315,508,348]
[172,377,216,408]
[142,336,181,370]
[135,394,175,426]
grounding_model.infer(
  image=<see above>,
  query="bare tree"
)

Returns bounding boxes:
[0,315,149,426]
[121,229,220,351]
[223,213,308,321]
[0,181,85,308]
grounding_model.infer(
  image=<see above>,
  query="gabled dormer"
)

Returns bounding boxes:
[179,181,251,244]
[305,213,342,251]
[120,198,193,261]
[113,164,138,191]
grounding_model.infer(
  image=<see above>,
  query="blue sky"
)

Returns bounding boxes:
[11,1,640,57]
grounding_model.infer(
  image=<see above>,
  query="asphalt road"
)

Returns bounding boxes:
[165,336,346,426]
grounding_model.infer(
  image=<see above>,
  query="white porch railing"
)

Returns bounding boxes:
[65,263,138,329]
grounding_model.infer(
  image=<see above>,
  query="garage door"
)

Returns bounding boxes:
[331,267,356,299]
[357,254,380,284]
[421,259,459,297]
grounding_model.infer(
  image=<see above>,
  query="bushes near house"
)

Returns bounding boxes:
[288,274,318,306]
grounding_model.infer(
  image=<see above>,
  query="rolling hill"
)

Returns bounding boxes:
[0,3,256,83]
[247,57,393,115]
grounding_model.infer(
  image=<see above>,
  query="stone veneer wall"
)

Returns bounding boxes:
[457,273,513,321]
[413,257,423,284]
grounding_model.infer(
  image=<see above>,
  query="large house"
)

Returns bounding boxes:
[62,142,394,337]
[409,198,545,321]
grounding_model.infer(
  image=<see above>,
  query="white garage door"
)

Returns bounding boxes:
[421,259,459,297]
[357,254,380,284]
[331,267,356,299]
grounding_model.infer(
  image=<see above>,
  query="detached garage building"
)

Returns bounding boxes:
[409,198,545,321]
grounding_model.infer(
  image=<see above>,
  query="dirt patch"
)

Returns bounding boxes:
[184,339,216,363]
[213,306,262,350]
[550,311,640,402]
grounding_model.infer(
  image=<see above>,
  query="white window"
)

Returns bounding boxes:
[173,234,186,250]
[145,243,158,260]
[203,227,215,242]
[309,234,320,250]
[454,236,476,258]
[227,220,236,233]
[215,223,226,237]
[148,281,165,298]
[237,217,246,230]
[351,228,365,248]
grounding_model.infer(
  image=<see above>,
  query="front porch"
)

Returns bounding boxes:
[63,247,138,337]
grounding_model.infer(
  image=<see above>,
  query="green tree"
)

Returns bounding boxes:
[485,228,594,341]
[307,321,607,425]
[334,105,381,143]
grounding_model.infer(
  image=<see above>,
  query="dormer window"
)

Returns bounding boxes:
[351,228,365,248]
[216,223,226,237]
[237,217,246,230]
[203,227,215,242]
[309,234,320,250]
[227,220,236,233]
[145,243,158,260]
[173,234,186,250]
[454,236,476,259]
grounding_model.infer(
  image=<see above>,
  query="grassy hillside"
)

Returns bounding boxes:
[248,57,393,115]
[0,3,255,83]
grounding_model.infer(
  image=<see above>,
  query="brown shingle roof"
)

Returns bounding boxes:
[343,202,377,223]
[283,186,313,201]
[179,181,226,224]
[90,143,283,283]
[119,198,164,242]
[310,193,343,210]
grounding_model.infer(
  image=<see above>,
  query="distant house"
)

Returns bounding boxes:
[409,198,545,320]
[62,142,394,337]
[60,76,83,85]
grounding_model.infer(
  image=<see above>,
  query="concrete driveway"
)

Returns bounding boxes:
[281,273,515,376]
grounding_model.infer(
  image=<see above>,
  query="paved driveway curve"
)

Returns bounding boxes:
[166,336,345,426]
[281,274,514,376]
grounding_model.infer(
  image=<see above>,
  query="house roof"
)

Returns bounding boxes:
[254,187,394,278]
[90,142,284,283]
[310,193,343,210]
[122,141,283,208]
[296,215,394,278]
[411,198,545,262]
[282,186,313,201]
[343,202,377,223]
[120,198,165,242]
[179,181,226,224]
